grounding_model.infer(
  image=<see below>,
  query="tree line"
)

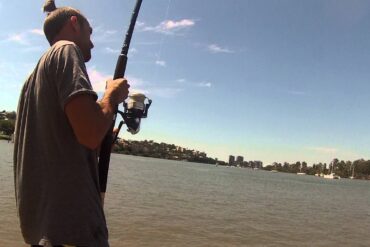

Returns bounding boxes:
[113,139,217,164]
[0,111,16,139]
[263,158,370,179]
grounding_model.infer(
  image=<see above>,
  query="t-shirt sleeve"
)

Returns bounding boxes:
[51,44,98,109]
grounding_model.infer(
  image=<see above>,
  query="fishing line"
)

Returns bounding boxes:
[151,0,172,85]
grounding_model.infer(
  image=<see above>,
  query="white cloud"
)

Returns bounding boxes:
[163,19,195,30]
[147,87,183,98]
[92,25,118,43]
[136,41,161,46]
[142,19,195,35]
[197,81,212,88]
[87,67,187,99]
[155,60,166,67]
[129,47,138,57]
[136,21,145,27]
[7,33,29,45]
[104,47,120,54]
[174,78,212,89]
[105,30,117,35]
[87,67,146,93]
[29,29,44,36]
[208,44,234,54]
[87,68,110,92]
[3,28,45,47]
[307,147,338,154]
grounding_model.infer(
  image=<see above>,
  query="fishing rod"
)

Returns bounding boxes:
[98,0,150,193]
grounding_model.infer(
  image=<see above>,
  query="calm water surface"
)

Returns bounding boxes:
[1,140,369,246]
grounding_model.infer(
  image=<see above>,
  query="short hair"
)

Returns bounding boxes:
[43,7,88,45]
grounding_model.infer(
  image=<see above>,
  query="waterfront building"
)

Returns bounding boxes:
[229,155,235,166]
[236,156,244,165]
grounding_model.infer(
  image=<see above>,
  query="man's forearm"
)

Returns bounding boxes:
[90,96,118,149]
[65,78,129,150]
[65,95,116,150]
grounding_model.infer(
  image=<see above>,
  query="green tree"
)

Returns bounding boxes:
[0,119,15,135]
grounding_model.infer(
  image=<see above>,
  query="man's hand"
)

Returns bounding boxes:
[104,78,130,106]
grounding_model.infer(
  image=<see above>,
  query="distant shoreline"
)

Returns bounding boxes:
[0,134,11,141]
[2,139,368,181]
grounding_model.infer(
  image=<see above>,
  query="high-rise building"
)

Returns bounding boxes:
[236,156,244,165]
[229,155,235,166]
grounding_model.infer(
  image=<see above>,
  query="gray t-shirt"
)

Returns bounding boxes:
[13,41,109,246]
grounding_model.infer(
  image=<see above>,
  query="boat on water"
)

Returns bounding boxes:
[322,161,341,179]
[323,173,340,179]
[349,163,355,179]
[296,163,306,175]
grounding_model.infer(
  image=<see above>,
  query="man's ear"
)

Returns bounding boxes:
[70,16,80,32]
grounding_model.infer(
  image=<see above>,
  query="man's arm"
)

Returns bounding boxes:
[64,78,129,150]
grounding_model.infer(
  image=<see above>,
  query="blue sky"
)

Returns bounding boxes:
[1,0,370,165]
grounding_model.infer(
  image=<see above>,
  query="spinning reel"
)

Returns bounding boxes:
[114,93,152,141]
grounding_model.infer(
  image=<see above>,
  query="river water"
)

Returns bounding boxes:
[1,140,369,246]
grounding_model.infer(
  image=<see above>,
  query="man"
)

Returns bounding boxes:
[13,3,129,247]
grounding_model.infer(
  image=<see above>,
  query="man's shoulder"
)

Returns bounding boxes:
[47,41,82,58]
[52,40,78,51]
[45,40,84,64]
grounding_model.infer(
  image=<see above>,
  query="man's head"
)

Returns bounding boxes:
[43,7,94,62]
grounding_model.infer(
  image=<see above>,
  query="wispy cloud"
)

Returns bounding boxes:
[175,78,212,89]
[129,48,138,55]
[196,81,212,88]
[3,29,45,46]
[92,25,118,43]
[140,19,195,35]
[7,33,29,45]
[155,60,166,67]
[29,29,44,36]
[136,21,145,27]
[87,67,186,98]
[105,30,117,35]
[162,19,195,30]
[208,44,234,54]
[87,67,147,93]
[136,41,161,46]
[104,47,138,57]
[307,147,338,154]
[87,68,110,92]
[87,66,216,99]
[104,47,120,54]
[285,90,307,96]
[147,87,183,98]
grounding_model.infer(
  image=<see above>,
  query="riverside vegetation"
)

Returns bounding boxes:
[2,109,370,179]
[0,111,16,140]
